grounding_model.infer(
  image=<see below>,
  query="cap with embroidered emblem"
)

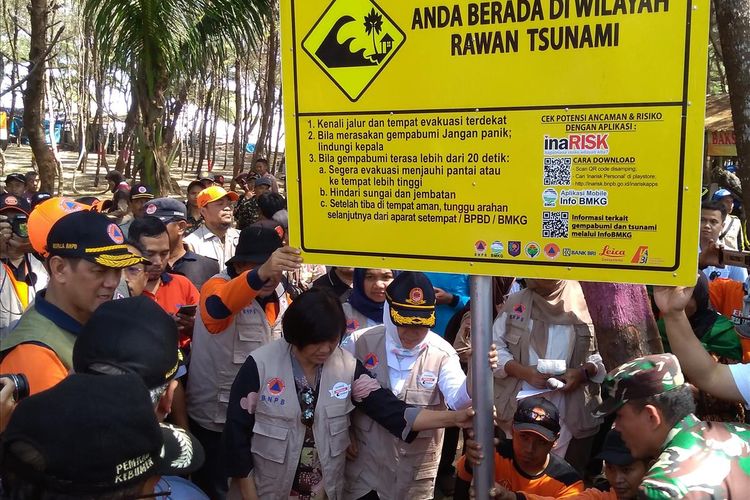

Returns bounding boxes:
[47,211,145,268]
[197,185,239,208]
[513,396,561,442]
[0,373,204,495]
[129,183,154,201]
[143,197,187,223]
[0,193,31,215]
[385,271,436,327]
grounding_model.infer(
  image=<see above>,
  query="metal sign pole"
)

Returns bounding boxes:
[470,275,494,500]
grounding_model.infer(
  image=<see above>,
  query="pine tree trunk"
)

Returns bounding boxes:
[254,13,278,159]
[714,0,750,218]
[580,283,664,370]
[196,77,214,176]
[232,59,244,180]
[117,87,139,176]
[24,0,57,192]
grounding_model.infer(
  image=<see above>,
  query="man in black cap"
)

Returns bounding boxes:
[73,296,209,499]
[343,271,498,500]
[144,197,219,289]
[119,182,154,237]
[3,172,26,197]
[186,225,302,499]
[472,428,646,500]
[0,210,143,396]
[455,397,583,500]
[0,193,48,338]
[0,373,204,499]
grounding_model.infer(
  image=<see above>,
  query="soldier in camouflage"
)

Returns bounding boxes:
[594,353,750,498]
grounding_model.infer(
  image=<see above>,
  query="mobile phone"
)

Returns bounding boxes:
[177,304,198,317]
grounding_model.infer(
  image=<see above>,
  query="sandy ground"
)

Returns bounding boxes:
[0,144,252,197]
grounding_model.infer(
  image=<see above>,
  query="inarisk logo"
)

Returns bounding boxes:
[544,134,609,155]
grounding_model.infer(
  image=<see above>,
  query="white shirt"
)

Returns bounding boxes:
[184,225,239,272]
[343,327,471,410]
[702,264,748,284]
[729,363,750,406]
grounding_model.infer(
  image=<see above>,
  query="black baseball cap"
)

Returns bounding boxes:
[513,397,561,442]
[187,179,204,192]
[47,211,145,268]
[226,225,283,266]
[386,271,436,327]
[254,176,273,188]
[5,173,26,185]
[129,183,154,201]
[0,373,204,495]
[73,296,180,389]
[29,191,52,209]
[143,197,187,224]
[0,193,31,215]
[595,429,635,466]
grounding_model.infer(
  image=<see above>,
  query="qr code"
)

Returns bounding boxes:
[542,211,569,238]
[543,157,572,186]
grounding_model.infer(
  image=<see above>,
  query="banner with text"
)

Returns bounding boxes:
[281,0,710,285]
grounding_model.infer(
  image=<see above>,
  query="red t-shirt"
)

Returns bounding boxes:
[143,273,199,348]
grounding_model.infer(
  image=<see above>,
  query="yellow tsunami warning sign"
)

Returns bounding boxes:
[302,0,405,102]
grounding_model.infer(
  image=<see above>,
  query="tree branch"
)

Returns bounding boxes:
[0,25,63,97]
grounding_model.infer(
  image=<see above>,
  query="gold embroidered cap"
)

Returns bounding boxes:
[47,211,145,268]
[386,271,436,327]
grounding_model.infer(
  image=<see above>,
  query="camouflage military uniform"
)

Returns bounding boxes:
[639,414,750,498]
[594,354,750,499]
[233,195,261,230]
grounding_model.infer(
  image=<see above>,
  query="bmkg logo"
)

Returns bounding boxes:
[302,0,406,101]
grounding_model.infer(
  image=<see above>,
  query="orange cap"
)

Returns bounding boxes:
[197,186,239,208]
[28,197,87,257]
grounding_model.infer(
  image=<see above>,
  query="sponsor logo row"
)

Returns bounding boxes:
[474,241,650,263]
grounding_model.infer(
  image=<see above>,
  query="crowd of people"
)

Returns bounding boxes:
[1,161,750,500]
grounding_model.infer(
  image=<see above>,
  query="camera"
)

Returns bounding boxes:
[0,373,30,401]
[11,214,28,238]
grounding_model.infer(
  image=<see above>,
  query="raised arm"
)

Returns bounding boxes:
[654,285,746,403]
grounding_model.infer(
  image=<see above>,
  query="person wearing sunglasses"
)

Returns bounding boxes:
[223,287,476,500]
[454,397,584,500]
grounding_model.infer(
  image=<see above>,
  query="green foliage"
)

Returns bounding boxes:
[82,0,271,99]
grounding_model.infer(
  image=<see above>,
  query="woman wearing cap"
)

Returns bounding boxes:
[342,268,396,335]
[223,287,475,500]
[342,271,497,500]
[493,279,605,474]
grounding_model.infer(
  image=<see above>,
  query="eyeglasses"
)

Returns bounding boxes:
[133,477,171,498]
[300,386,315,427]
[124,265,145,276]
